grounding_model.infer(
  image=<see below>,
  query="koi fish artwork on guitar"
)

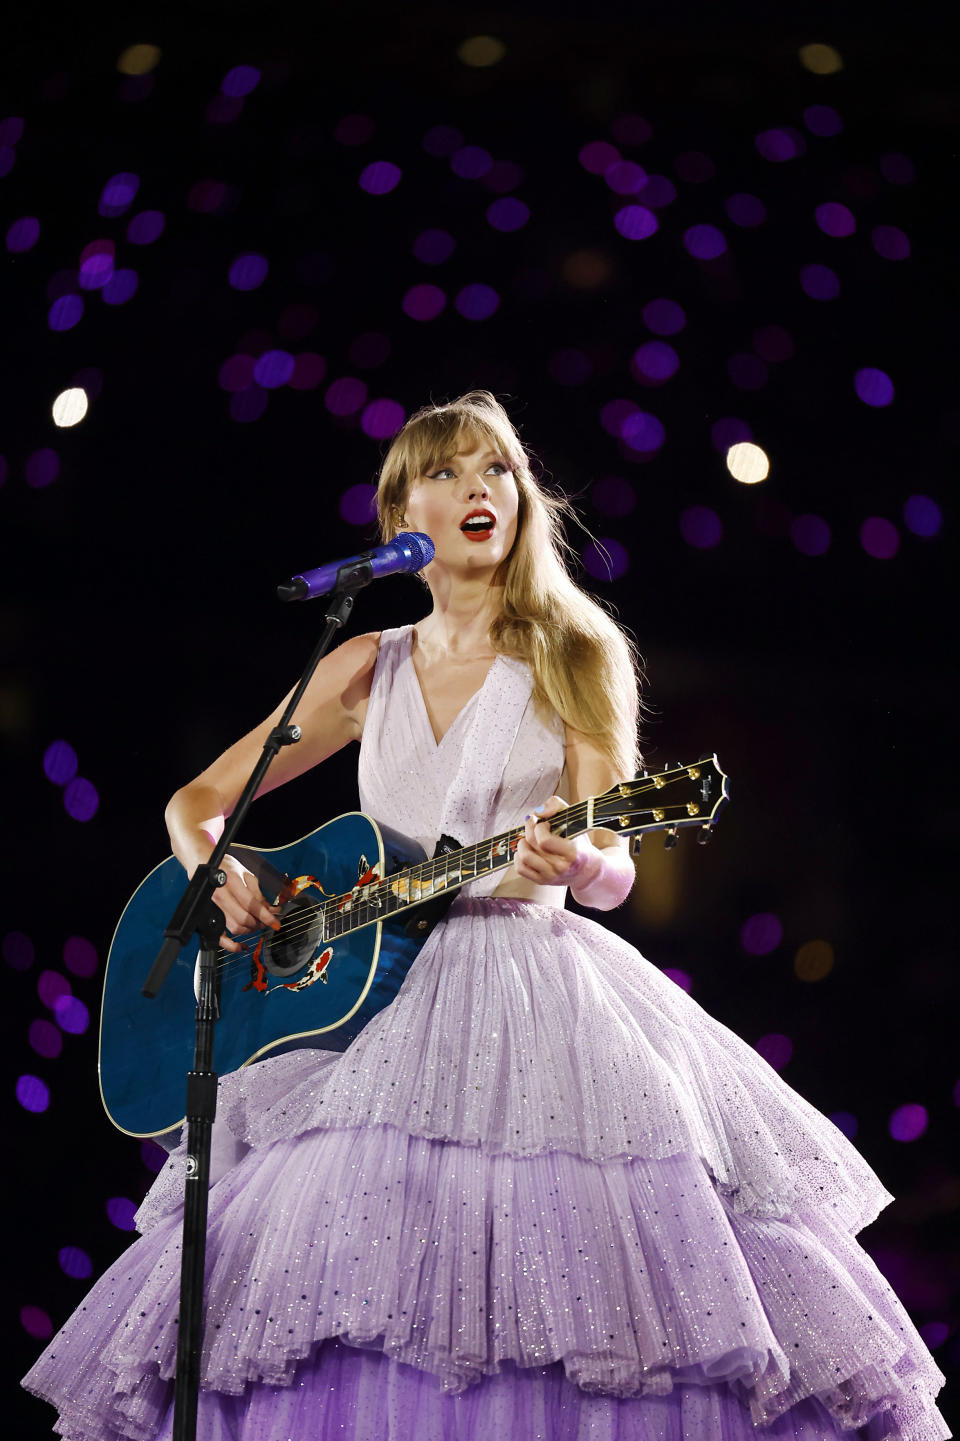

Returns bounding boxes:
[99,758,729,1137]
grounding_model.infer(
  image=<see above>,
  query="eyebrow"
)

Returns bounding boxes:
[431,449,503,468]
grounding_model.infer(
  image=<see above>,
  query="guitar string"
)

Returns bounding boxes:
[205,775,705,980]
[210,793,705,982]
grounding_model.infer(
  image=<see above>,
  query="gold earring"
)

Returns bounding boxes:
[394,509,408,529]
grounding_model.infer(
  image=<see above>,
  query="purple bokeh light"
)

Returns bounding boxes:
[903,495,942,538]
[800,263,840,300]
[219,354,255,392]
[680,506,723,549]
[2,931,35,970]
[643,298,685,335]
[228,253,268,290]
[339,484,377,525]
[64,935,98,977]
[253,349,295,388]
[631,338,677,383]
[0,146,17,177]
[579,140,620,174]
[58,1246,93,1279]
[422,125,463,157]
[141,1139,168,1173]
[325,377,368,415]
[402,283,446,321]
[605,159,647,194]
[919,1322,949,1350]
[804,105,843,137]
[548,348,593,386]
[591,477,635,517]
[48,294,84,331]
[880,152,916,184]
[791,514,832,556]
[682,224,727,260]
[358,161,401,195]
[754,129,804,163]
[38,970,71,1009]
[99,172,140,217]
[43,739,78,785]
[888,1103,928,1142]
[29,1019,63,1058]
[361,399,405,439]
[102,269,138,305]
[26,449,60,487]
[582,538,630,581]
[451,145,492,179]
[871,225,910,261]
[727,354,768,391]
[661,967,693,993]
[621,410,665,453]
[229,387,267,423]
[278,303,319,340]
[675,150,716,182]
[21,1306,53,1339]
[860,517,900,559]
[106,1197,138,1231]
[484,159,524,193]
[829,1110,859,1139]
[600,399,638,437]
[0,115,25,145]
[127,209,165,244]
[854,367,895,407]
[614,205,658,241]
[221,65,260,97]
[741,911,784,955]
[63,777,99,821]
[6,216,40,252]
[54,994,90,1035]
[486,197,530,231]
[288,354,327,390]
[455,284,499,320]
[754,1033,794,1070]
[725,193,767,227]
[17,1075,50,1113]
[637,175,677,208]
[815,202,856,237]
[79,253,115,291]
[413,228,455,264]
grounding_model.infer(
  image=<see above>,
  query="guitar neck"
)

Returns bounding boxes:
[324,805,591,941]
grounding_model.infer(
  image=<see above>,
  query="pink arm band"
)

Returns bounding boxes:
[555,840,635,911]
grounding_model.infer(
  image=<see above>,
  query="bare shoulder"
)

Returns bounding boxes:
[304,630,381,739]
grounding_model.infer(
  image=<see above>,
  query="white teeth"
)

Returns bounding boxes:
[462,517,494,531]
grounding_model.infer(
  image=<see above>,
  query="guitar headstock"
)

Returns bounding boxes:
[591,755,730,848]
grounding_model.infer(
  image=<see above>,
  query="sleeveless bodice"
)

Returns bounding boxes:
[357,624,566,895]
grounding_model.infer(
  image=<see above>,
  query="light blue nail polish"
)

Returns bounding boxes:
[533,805,546,815]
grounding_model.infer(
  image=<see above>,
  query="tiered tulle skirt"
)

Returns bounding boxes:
[23,898,949,1440]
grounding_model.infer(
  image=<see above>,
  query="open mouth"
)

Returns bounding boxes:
[460,510,496,540]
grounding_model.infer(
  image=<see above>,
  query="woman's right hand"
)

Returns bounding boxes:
[208,854,283,954]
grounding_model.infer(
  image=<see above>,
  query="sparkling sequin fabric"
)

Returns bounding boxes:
[23,627,949,1440]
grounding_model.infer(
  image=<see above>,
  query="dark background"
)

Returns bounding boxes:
[3,2,957,1433]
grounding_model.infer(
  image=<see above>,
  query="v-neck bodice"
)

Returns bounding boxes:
[358,624,566,894]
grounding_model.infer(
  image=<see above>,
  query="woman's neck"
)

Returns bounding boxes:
[415,570,503,659]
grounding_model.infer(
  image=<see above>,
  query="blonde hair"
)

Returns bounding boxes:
[376,391,642,780]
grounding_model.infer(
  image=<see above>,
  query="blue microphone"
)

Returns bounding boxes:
[277,531,435,602]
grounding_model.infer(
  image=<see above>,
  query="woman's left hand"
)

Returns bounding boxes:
[514,795,593,886]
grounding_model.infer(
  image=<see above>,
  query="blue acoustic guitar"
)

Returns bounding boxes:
[99,756,730,1138]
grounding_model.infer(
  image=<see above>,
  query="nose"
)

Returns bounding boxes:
[464,473,490,500]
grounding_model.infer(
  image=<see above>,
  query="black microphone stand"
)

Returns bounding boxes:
[141,581,361,1441]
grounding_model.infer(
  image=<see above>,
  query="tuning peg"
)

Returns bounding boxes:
[664,827,679,850]
[697,825,713,846]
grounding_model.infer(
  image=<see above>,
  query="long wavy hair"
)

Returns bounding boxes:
[376,391,642,780]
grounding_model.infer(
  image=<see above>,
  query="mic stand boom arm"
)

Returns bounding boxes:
[140,581,361,1441]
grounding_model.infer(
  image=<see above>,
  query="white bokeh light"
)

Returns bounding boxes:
[726,441,770,484]
[52,388,89,428]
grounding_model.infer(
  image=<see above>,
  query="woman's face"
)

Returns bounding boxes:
[402,439,520,577]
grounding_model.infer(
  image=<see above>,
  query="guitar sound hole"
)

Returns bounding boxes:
[261,894,323,977]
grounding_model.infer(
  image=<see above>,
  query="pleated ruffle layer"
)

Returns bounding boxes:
[23,1126,947,1441]
[194,899,894,1229]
